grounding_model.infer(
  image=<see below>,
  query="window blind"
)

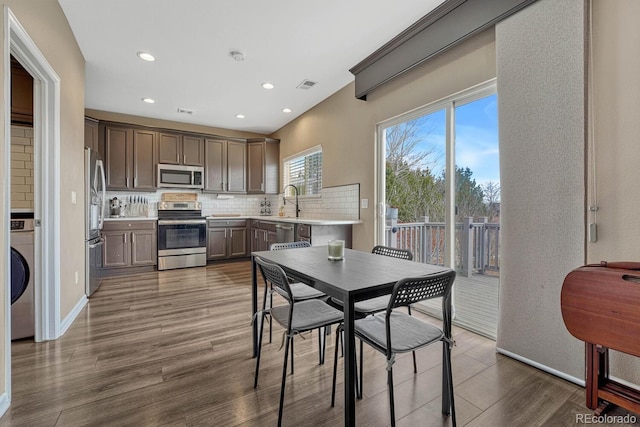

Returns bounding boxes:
[283,146,322,196]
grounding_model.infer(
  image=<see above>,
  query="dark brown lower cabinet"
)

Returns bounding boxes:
[207,220,248,260]
[102,220,157,270]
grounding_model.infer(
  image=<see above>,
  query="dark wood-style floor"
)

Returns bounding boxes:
[1,260,638,426]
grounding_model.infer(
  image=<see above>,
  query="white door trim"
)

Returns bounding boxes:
[3,5,61,404]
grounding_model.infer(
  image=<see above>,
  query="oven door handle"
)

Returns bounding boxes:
[158,219,207,225]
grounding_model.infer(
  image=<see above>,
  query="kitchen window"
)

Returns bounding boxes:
[283,145,322,197]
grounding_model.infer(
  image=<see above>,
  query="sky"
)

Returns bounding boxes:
[412,94,499,186]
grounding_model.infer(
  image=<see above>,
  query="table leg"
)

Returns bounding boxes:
[252,256,258,358]
[343,294,356,426]
[586,343,598,409]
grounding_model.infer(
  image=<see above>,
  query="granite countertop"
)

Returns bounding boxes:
[205,215,362,225]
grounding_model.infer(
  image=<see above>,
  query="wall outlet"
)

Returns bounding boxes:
[71,191,77,204]
[75,271,79,284]
[361,198,368,209]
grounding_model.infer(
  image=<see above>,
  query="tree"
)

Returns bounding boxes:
[454,166,488,220]
[481,181,501,221]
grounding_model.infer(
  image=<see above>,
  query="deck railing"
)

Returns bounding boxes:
[384,217,500,278]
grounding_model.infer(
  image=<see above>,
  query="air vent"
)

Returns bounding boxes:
[297,79,317,90]
[177,108,195,115]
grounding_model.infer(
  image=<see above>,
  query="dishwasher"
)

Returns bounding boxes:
[275,223,295,243]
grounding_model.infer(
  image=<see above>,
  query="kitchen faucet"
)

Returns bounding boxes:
[282,184,301,218]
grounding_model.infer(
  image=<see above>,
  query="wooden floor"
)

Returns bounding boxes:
[1,260,638,426]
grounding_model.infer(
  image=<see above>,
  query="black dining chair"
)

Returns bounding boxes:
[330,246,421,378]
[332,270,457,427]
[268,241,330,367]
[253,256,344,427]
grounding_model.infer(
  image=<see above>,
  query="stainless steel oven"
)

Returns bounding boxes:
[157,201,207,270]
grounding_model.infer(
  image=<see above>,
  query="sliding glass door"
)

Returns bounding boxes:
[376,80,500,338]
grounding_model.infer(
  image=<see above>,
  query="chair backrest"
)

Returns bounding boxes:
[371,245,413,261]
[387,270,456,339]
[270,241,312,251]
[255,256,293,302]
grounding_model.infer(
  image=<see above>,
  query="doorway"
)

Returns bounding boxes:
[4,6,62,400]
[376,80,500,338]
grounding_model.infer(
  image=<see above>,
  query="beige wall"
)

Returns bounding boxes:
[272,29,496,250]
[588,0,640,386]
[1,0,85,398]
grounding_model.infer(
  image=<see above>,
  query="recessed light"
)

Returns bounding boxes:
[235,114,245,119]
[261,82,275,90]
[142,97,156,104]
[282,108,292,113]
[137,51,156,62]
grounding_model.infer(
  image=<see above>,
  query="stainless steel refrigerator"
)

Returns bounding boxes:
[85,147,106,296]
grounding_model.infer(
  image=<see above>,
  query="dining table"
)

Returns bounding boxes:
[251,245,451,426]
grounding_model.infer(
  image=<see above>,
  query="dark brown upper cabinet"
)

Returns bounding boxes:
[158,132,205,167]
[102,122,157,191]
[204,139,246,193]
[247,138,280,194]
[11,56,34,126]
[84,117,99,152]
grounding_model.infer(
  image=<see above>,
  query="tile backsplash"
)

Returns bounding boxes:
[11,125,35,210]
[106,183,360,220]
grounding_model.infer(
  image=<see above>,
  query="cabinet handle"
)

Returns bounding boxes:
[261,182,264,191]
[183,155,186,164]
[221,182,224,190]
[132,234,135,244]
[224,229,227,239]
[124,234,127,244]
[230,229,233,238]
[134,177,137,187]
[176,154,179,163]
[126,177,130,187]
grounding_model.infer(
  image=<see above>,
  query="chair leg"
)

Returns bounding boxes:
[290,338,295,375]
[388,362,396,427]
[331,326,341,407]
[443,343,457,427]
[254,310,266,388]
[407,305,417,373]
[278,335,291,427]
[319,327,327,365]
[358,339,363,399]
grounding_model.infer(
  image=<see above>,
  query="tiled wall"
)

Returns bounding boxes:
[11,125,34,210]
[106,183,360,220]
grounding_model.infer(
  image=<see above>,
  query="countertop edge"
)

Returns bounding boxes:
[205,215,362,225]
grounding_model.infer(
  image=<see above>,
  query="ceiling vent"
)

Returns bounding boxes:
[177,108,195,115]
[297,79,317,90]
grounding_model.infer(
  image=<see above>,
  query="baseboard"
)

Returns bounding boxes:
[0,392,9,419]
[496,347,585,387]
[59,295,88,337]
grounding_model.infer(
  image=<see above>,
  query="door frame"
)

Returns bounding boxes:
[3,6,61,400]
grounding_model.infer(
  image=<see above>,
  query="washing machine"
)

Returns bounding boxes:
[10,213,34,340]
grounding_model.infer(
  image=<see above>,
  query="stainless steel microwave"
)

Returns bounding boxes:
[157,164,204,189]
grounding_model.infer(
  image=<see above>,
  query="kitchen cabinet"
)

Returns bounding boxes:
[250,220,295,252]
[102,220,157,269]
[204,138,246,193]
[247,138,279,194]
[296,223,353,248]
[158,132,205,167]
[10,56,33,125]
[102,123,157,191]
[207,219,248,260]
[84,117,99,152]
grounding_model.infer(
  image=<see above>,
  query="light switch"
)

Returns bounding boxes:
[361,198,368,209]
[71,191,77,204]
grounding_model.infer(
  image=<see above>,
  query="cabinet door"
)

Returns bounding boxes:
[10,58,33,125]
[207,228,228,260]
[247,142,265,193]
[132,129,157,190]
[182,135,205,167]
[131,229,157,266]
[227,141,247,193]
[84,118,99,152]
[228,227,248,257]
[104,125,131,190]
[103,230,130,268]
[158,132,181,164]
[205,138,226,192]
[266,230,278,250]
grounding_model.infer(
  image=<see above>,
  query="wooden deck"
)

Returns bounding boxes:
[416,273,500,339]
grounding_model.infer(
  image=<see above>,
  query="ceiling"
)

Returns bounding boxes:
[58,0,445,135]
